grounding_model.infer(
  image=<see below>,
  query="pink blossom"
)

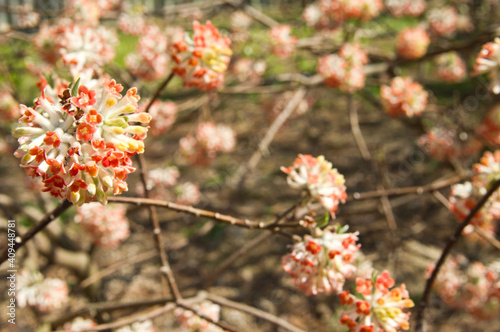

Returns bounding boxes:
[396,26,430,60]
[175,182,201,205]
[75,202,130,248]
[126,25,169,81]
[385,0,426,17]
[139,100,177,136]
[417,127,457,162]
[478,103,500,145]
[428,7,458,36]
[435,52,467,83]
[17,270,69,312]
[281,154,347,217]
[63,317,97,331]
[339,271,414,332]
[282,226,361,295]
[175,300,224,332]
[179,122,236,166]
[12,77,150,205]
[381,77,428,117]
[472,38,500,94]
[269,25,298,58]
[171,21,232,91]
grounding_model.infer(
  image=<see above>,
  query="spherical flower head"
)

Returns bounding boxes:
[339,43,369,67]
[16,269,69,312]
[477,103,500,145]
[318,54,347,88]
[56,24,117,78]
[75,202,130,247]
[435,52,467,83]
[0,90,19,124]
[63,317,97,331]
[15,4,40,28]
[472,38,500,94]
[396,26,430,60]
[448,181,499,241]
[115,319,156,332]
[118,7,147,36]
[428,7,458,36]
[12,76,150,206]
[417,127,457,162]
[127,24,169,82]
[174,300,224,332]
[381,77,428,117]
[230,11,253,31]
[339,271,414,332]
[175,181,201,205]
[303,3,322,27]
[139,99,177,136]
[282,226,361,295]
[179,122,236,166]
[386,0,426,17]
[473,150,500,189]
[269,25,298,58]
[171,21,232,91]
[281,154,347,217]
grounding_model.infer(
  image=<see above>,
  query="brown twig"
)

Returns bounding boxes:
[107,196,298,234]
[206,292,306,332]
[136,154,182,300]
[415,178,500,331]
[0,199,72,265]
[349,174,469,201]
[143,72,175,114]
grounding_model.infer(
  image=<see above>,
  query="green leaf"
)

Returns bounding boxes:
[70,77,81,97]
[338,224,350,234]
[317,213,330,228]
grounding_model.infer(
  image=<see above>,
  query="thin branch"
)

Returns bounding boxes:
[143,72,175,114]
[415,178,500,332]
[0,199,72,265]
[136,154,182,300]
[206,292,306,332]
[107,196,298,234]
[349,174,469,201]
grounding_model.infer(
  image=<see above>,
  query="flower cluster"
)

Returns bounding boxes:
[174,181,201,205]
[116,319,156,332]
[477,103,500,145]
[174,300,224,332]
[417,127,457,162]
[118,5,147,36]
[320,0,383,22]
[396,26,430,60]
[317,43,368,93]
[231,58,267,83]
[339,271,414,332]
[179,122,236,166]
[472,38,500,94]
[385,0,426,17]
[75,202,130,248]
[17,270,69,312]
[435,52,467,83]
[12,77,150,205]
[427,7,458,36]
[126,25,169,81]
[14,4,40,28]
[381,76,428,117]
[427,255,500,320]
[449,150,500,241]
[63,317,97,331]
[139,99,177,136]
[282,226,361,295]
[281,154,347,217]
[0,90,19,125]
[34,23,117,77]
[269,25,298,58]
[171,21,232,91]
